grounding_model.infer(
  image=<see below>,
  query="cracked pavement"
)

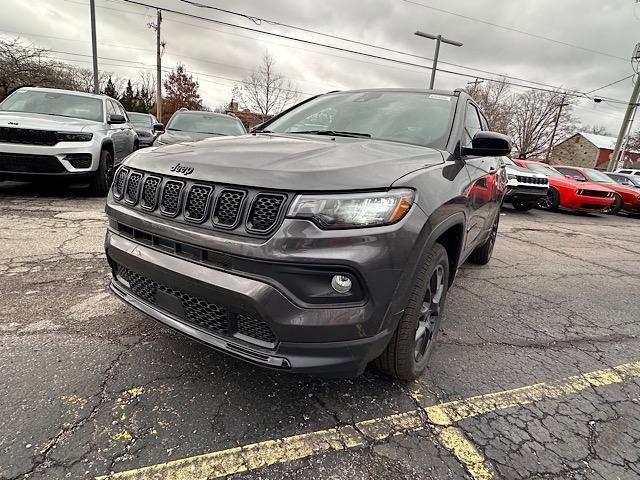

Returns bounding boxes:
[1,182,640,479]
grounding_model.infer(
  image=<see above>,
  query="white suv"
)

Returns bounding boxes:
[502,157,549,211]
[616,168,640,177]
[0,87,138,195]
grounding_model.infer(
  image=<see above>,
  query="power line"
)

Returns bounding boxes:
[163,0,605,99]
[399,0,630,62]
[586,74,636,95]
[55,0,631,103]
[115,0,620,102]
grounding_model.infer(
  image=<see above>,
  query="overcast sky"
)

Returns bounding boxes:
[1,0,639,135]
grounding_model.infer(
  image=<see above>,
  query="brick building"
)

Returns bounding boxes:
[548,132,640,170]
[225,101,268,131]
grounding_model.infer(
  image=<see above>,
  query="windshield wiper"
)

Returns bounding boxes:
[289,130,371,138]
[167,128,182,131]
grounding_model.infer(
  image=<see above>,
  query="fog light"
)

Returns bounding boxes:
[331,275,352,294]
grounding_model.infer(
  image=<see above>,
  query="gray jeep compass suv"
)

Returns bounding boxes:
[105,88,509,380]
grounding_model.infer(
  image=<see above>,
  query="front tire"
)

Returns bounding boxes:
[538,187,560,211]
[88,149,114,196]
[375,243,449,380]
[604,194,623,215]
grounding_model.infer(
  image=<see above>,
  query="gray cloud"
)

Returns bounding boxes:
[1,0,637,134]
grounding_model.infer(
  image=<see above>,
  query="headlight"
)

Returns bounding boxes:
[57,132,93,142]
[288,189,414,229]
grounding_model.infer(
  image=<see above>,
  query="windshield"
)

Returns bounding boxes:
[166,113,245,136]
[265,91,456,149]
[526,162,563,178]
[0,89,103,122]
[586,170,615,183]
[128,112,152,127]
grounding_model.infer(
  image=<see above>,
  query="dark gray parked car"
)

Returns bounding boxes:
[154,110,246,146]
[127,112,163,147]
[105,88,509,380]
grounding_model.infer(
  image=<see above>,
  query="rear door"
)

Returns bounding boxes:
[462,102,498,250]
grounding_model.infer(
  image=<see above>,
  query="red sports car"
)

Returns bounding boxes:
[514,160,615,212]
[554,165,640,215]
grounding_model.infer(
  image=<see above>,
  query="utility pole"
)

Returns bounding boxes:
[544,96,569,163]
[618,105,637,168]
[89,0,99,94]
[414,31,463,90]
[608,77,640,171]
[149,9,163,121]
[608,44,640,171]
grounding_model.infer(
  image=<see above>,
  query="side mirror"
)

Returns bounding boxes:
[108,114,126,125]
[153,123,165,133]
[462,131,512,157]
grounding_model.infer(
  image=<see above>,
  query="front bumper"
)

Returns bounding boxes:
[565,194,613,211]
[504,185,548,204]
[106,231,395,376]
[0,141,100,179]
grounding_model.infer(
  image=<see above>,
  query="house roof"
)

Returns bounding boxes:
[578,132,618,150]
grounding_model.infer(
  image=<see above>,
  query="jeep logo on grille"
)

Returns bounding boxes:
[170,163,194,176]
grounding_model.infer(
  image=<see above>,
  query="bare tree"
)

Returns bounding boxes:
[627,129,640,153]
[465,78,514,135]
[233,51,299,120]
[510,89,575,159]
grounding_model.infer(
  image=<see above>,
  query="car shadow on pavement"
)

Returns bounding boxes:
[0,181,97,199]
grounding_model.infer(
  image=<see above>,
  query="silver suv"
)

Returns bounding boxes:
[0,87,138,195]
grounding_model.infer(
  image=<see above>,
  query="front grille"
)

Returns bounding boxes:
[113,168,289,237]
[516,175,548,185]
[247,193,286,233]
[160,180,184,216]
[237,314,277,344]
[124,172,142,204]
[184,185,212,223]
[113,168,128,198]
[141,176,161,210]
[213,189,245,228]
[581,203,607,210]
[577,189,611,198]
[0,127,59,146]
[117,265,276,345]
[0,152,65,173]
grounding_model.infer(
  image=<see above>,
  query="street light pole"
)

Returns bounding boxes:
[89,0,99,94]
[414,31,463,90]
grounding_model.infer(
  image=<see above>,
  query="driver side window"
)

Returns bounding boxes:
[463,103,482,147]
[106,100,117,119]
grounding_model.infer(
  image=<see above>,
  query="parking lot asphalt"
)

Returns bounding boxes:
[1,181,640,480]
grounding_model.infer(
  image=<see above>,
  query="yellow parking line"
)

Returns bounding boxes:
[98,360,640,480]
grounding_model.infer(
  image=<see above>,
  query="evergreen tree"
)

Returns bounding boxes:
[120,80,136,111]
[102,76,118,99]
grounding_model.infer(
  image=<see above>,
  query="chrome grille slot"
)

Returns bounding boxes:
[141,176,161,210]
[246,193,286,234]
[124,171,142,205]
[184,184,212,223]
[213,189,245,228]
[160,180,184,217]
[113,168,129,199]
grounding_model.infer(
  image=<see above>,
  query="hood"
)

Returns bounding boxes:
[124,133,445,190]
[0,111,97,131]
[505,164,547,179]
[155,130,223,145]
[553,177,613,191]
[605,182,640,196]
